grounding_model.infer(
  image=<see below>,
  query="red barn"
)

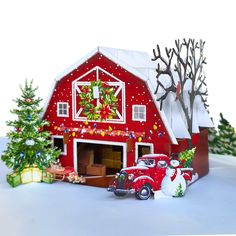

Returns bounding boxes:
[43,47,213,185]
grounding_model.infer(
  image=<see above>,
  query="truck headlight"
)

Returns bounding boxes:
[128,174,134,181]
[115,173,120,179]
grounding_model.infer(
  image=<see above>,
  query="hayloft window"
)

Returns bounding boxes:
[132,105,146,121]
[52,136,67,155]
[57,102,69,117]
[72,66,125,123]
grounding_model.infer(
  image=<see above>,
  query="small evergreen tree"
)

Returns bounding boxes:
[208,113,236,156]
[208,127,220,154]
[217,113,236,156]
[175,184,184,197]
[1,80,60,172]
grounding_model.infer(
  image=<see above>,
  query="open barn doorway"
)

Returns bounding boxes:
[74,139,126,177]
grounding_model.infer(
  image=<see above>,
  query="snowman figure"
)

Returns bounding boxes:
[161,159,187,197]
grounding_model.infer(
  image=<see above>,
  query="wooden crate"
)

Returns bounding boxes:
[113,160,122,169]
[86,164,106,176]
[112,151,121,160]
[78,150,94,166]
[102,159,113,168]
[78,165,87,175]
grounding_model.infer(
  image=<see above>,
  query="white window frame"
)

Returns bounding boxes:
[132,105,146,121]
[51,135,67,155]
[135,142,154,163]
[57,102,69,117]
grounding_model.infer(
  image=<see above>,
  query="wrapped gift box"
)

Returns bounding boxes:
[21,167,43,184]
[7,172,21,187]
[32,167,42,182]
[42,171,54,184]
[21,168,33,184]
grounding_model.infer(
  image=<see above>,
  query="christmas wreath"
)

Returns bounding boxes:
[79,80,118,121]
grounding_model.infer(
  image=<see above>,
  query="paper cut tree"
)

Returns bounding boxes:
[209,113,236,156]
[152,39,208,149]
[1,80,60,172]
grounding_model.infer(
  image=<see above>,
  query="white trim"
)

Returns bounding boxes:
[72,66,126,123]
[73,138,127,172]
[51,135,67,155]
[99,66,123,82]
[57,102,69,117]
[132,105,146,122]
[135,142,154,163]
[133,175,155,183]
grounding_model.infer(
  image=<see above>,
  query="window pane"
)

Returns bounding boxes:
[139,113,144,119]
[53,138,64,153]
[139,107,145,113]
[134,113,139,119]
[134,106,139,112]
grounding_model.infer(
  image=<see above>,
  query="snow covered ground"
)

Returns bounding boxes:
[0,137,236,236]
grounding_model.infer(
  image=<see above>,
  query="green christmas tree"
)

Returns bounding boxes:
[175,184,184,197]
[217,113,236,156]
[1,80,60,173]
[208,113,236,156]
[208,126,220,154]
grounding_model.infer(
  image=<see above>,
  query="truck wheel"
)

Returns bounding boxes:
[114,192,127,197]
[135,185,151,200]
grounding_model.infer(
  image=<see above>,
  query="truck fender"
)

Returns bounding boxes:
[132,176,155,191]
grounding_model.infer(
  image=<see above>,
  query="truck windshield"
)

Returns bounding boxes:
[137,159,155,167]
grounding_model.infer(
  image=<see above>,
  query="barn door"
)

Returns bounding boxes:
[72,66,125,123]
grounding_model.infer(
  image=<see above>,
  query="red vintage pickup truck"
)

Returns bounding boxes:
[107,154,193,200]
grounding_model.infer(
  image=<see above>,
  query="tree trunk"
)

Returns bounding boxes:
[187,138,193,150]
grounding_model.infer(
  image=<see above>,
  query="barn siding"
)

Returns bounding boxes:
[44,53,172,168]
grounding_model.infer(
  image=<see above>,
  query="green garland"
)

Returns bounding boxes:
[79,80,118,121]
[179,148,196,168]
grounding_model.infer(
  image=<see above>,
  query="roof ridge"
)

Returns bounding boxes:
[98,46,150,55]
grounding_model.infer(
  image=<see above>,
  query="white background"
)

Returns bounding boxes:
[0,0,235,136]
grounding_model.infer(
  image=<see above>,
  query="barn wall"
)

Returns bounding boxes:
[171,129,209,177]
[192,128,209,177]
[44,53,172,168]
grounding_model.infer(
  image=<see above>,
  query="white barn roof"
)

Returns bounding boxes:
[43,46,213,144]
